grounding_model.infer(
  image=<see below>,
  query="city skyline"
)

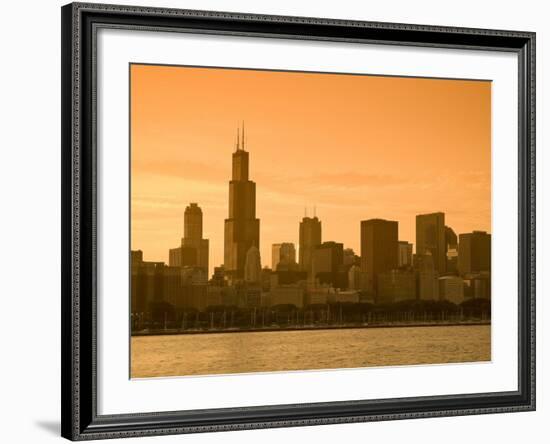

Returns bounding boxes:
[131,64,491,275]
[134,145,490,283]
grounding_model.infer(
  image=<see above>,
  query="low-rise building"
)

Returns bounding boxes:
[329,290,360,304]
[306,285,334,305]
[438,276,464,304]
[378,269,416,303]
[270,285,305,308]
[464,273,491,299]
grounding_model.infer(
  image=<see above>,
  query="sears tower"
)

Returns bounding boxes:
[224,124,260,281]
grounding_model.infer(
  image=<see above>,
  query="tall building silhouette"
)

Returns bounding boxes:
[299,216,322,276]
[458,231,491,275]
[313,241,345,288]
[313,241,344,274]
[169,202,209,272]
[360,219,398,299]
[224,124,260,281]
[413,253,439,300]
[416,212,446,274]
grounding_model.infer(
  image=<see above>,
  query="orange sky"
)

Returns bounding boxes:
[130,64,491,275]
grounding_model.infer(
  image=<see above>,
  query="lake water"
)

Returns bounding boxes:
[131,324,490,378]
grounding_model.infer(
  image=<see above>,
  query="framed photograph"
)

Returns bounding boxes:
[61,2,536,440]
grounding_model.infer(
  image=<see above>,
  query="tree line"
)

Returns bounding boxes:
[131,298,491,332]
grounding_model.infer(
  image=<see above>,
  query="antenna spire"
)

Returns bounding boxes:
[314,205,317,218]
[241,121,245,150]
[236,127,240,151]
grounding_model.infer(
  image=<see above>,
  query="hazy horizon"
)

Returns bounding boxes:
[130,64,491,275]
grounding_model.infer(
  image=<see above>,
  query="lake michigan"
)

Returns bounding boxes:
[131,324,490,378]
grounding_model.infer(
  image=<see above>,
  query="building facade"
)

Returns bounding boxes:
[348,265,368,291]
[416,212,446,274]
[244,245,262,283]
[313,241,345,288]
[223,126,260,281]
[397,241,413,267]
[458,231,491,275]
[360,219,398,300]
[169,202,209,273]
[270,285,305,308]
[378,269,416,303]
[272,242,297,270]
[414,253,439,300]
[299,216,322,276]
[438,276,465,304]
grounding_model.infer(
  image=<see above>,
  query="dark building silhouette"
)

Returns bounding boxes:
[273,270,307,285]
[361,219,398,299]
[131,250,143,267]
[397,241,413,268]
[210,266,226,286]
[445,225,458,249]
[272,243,297,270]
[299,216,322,276]
[244,245,262,283]
[169,246,197,268]
[169,203,209,272]
[464,274,491,299]
[343,247,360,268]
[458,231,491,275]
[314,241,344,273]
[313,241,346,288]
[180,266,208,311]
[378,269,416,303]
[131,251,183,316]
[416,212,446,274]
[413,253,439,300]
[224,124,260,281]
[445,226,459,274]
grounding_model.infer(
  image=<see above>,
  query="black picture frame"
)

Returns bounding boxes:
[61,2,536,440]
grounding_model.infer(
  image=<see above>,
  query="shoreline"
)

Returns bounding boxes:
[131,320,491,337]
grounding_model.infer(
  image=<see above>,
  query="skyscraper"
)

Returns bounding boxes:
[343,248,360,267]
[313,241,344,274]
[445,226,459,274]
[378,269,416,303]
[272,243,297,270]
[413,253,439,300]
[299,216,322,276]
[416,212,446,274]
[445,226,458,250]
[458,231,491,275]
[397,241,413,267]
[360,219,398,299]
[169,203,209,272]
[313,241,345,287]
[224,124,260,281]
[244,246,262,283]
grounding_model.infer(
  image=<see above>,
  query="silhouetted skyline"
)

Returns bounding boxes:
[130,64,491,275]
